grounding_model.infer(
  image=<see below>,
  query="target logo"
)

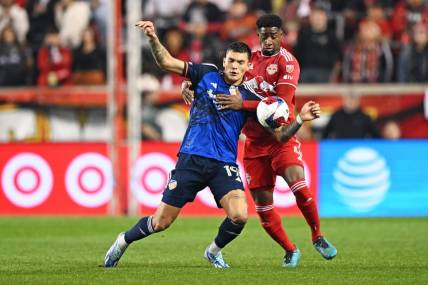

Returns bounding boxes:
[1,153,53,208]
[65,152,113,208]
[131,153,175,208]
[197,161,246,208]
[273,161,311,208]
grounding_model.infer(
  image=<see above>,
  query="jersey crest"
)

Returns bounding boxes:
[266,63,278,75]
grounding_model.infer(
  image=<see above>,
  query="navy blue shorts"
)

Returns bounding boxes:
[162,153,244,208]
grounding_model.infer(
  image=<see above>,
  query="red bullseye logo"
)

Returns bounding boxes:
[1,153,53,208]
[65,153,113,208]
[131,153,175,208]
[273,161,311,208]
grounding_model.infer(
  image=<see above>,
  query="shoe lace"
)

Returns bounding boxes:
[211,253,227,267]
[284,251,294,264]
[315,237,329,249]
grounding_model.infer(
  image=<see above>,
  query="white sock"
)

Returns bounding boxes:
[207,241,221,255]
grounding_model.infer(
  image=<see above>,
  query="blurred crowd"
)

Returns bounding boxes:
[0,0,107,87]
[1,0,427,88]
[138,0,428,89]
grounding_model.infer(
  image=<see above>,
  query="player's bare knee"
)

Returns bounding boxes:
[152,216,173,232]
[229,212,248,224]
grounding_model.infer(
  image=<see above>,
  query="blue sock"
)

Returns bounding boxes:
[214,218,245,248]
[124,216,155,244]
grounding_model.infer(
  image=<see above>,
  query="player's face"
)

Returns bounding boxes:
[258,27,283,56]
[223,50,250,85]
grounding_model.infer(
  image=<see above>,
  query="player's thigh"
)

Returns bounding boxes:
[152,202,182,232]
[162,155,206,208]
[208,162,245,212]
[271,141,305,183]
[219,189,248,224]
[243,156,276,190]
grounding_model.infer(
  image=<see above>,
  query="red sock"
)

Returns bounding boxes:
[290,179,321,241]
[255,203,296,252]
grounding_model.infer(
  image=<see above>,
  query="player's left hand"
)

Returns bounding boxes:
[299,101,321,121]
[215,89,243,110]
[135,20,157,39]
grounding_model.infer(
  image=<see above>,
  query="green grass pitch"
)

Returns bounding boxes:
[0,216,427,284]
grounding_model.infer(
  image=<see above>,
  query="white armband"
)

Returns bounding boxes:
[296,114,303,125]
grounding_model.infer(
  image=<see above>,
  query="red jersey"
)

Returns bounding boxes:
[242,47,300,158]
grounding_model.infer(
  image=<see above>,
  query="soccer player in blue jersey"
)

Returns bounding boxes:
[105,20,319,269]
[104,20,260,269]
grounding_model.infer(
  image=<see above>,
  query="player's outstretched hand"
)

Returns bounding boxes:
[135,20,157,39]
[181,80,194,105]
[215,89,243,110]
[299,101,321,121]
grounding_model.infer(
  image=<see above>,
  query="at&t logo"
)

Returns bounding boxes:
[333,147,390,212]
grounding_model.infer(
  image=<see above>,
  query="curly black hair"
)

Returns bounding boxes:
[256,14,283,29]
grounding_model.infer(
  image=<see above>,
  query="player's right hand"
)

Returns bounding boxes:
[299,101,321,121]
[135,20,157,39]
[181,80,194,105]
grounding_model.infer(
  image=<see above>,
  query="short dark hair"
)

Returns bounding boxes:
[256,14,283,29]
[226,41,251,60]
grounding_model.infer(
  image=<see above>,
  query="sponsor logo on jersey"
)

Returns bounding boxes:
[286,64,294,73]
[266,63,278,75]
[283,74,293,80]
[207,89,215,99]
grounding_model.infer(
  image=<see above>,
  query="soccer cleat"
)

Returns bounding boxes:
[313,236,337,260]
[104,232,128,267]
[204,249,230,269]
[282,248,301,268]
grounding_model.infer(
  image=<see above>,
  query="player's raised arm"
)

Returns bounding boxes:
[274,101,321,142]
[135,20,185,75]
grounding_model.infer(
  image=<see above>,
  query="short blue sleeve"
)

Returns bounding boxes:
[185,62,218,86]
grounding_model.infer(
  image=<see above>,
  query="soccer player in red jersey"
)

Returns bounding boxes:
[203,14,337,267]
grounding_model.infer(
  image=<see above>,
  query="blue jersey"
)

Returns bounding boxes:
[178,62,260,164]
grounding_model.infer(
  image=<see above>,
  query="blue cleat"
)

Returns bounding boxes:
[204,249,230,269]
[104,232,128,267]
[313,236,337,260]
[283,248,300,268]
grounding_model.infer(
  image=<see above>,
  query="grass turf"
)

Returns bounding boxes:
[0,217,427,284]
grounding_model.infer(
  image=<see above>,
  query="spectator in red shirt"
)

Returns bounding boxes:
[220,0,258,49]
[365,3,392,40]
[37,27,72,87]
[391,0,428,43]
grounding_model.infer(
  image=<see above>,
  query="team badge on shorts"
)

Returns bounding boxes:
[266,63,278,75]
[168,180,177,190]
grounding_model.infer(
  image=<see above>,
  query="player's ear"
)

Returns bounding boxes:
[223,57,226,69]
